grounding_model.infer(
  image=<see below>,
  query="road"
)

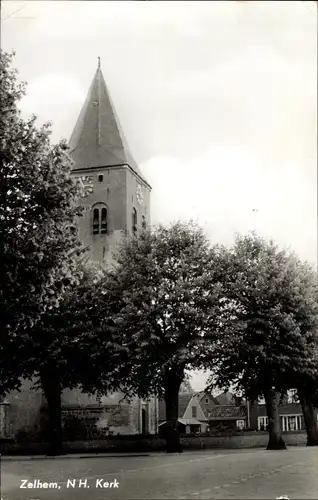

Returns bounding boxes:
[1,447,317,499]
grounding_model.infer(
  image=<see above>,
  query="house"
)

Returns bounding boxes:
[183,391,219,433]
[208,405,247,430]
[186,391,247,431]
[157,389,312,436]
[158,394,196,436]
[158,390,247,435]
[212,391,309,432]
[247,391,312,431]
[254,400,306,432]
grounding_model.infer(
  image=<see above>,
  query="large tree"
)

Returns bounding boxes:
[0,51,92,422]
[99,222,225,452]
[29,258,123,455]
[295,362,318,446]
[206,233,318,449]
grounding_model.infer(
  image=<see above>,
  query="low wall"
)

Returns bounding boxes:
[181,431,306,450]
[0,431,306,455]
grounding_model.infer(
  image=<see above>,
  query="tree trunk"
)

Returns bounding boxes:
[164,366,184,453]
[298,391,318,446]
[40,368,63,456]
[263,388,286,450]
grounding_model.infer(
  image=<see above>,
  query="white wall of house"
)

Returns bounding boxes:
[257,415,303,431]
[236,419,245,429]
[200,421,208,432]
[281,415,302,431]
[183,396,207,422]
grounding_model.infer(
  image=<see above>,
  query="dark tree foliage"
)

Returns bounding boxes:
[206,233,318,449]
[0,52,99,453]
[30,259,124,454]
[99,222,226,452]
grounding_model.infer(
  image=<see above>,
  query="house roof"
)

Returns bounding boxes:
[68,58,149,187]
[215,392,235,405]
[158,393,193,421]
[158,418,202,427]
[194,391,218,403]
[193,391,220,407]
[257,403,303,418]
[178,418,202,426]
[189,392,221,419]
[208,405,247,420]
[179,394,193,416]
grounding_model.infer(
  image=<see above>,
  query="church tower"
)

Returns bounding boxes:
[69,58,151,266]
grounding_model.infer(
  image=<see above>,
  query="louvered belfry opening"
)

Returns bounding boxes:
[92,206,108,235]
[132,207,137,234]
[101,207,107,234]
[93,208,99,234]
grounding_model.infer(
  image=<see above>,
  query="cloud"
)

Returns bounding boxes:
[18,1,222,41]
[19,73,86,135]
[141,147,317,266]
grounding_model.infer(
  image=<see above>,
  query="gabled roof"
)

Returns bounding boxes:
[208,405,247,420]
[193,391,220,405]
[215,392,236,405]
[187,391,221,419]
[69,58,149,186]
[179,394,194,417]
[158,393,193,421]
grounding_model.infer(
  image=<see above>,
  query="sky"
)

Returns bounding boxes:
[2,1,317,391]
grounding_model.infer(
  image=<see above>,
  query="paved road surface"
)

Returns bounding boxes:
[1,447,317,499]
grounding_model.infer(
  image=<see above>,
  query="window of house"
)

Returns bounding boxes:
[141,215,146,230]
[281,415,302,432]
[132,208,137,234]
[205,398,209,404]
[236,420,245,430]
[258,416,268,431]
[192,406,197,418]
[98,174,104,182]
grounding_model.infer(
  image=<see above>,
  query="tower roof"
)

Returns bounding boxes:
[69,58,149,185]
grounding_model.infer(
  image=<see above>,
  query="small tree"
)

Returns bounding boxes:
[100,222,225,452]
[206,233,318,450]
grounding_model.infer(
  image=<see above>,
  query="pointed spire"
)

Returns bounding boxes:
[69,62,149,186]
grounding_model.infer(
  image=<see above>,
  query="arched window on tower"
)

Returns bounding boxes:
[141,215,146,230]
[101,207,107,234]
[93,208,99,234]
[92,204,108,235]
[132,208,137,234]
